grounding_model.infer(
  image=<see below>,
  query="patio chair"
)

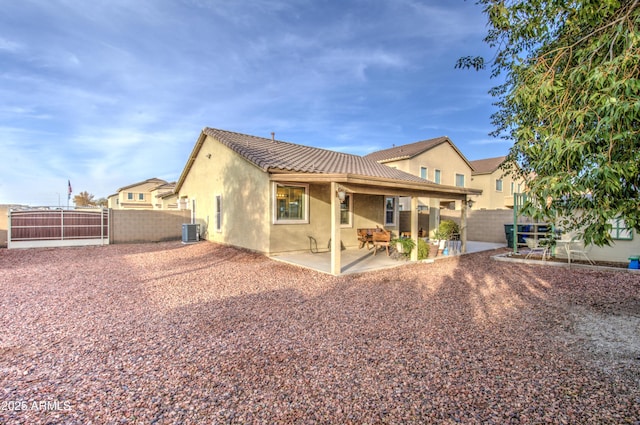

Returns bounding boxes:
[565,236,594,266]
[524,237,548,260]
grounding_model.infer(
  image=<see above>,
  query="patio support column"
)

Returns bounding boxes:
[460,196,468,253]
[330,181,341,275]
[410,197,419,261]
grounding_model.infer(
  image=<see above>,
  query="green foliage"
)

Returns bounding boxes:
[460,0,640,246]
[417,238,430,260]
[437,220,460,240]
[391,237,415,257]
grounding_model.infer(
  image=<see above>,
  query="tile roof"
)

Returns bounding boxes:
[469,156,506,175]
[116,177,168,192]
[363,137,450,163]
[203,127,433,184]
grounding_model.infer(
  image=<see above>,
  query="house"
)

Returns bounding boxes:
[468,156,526,209]
[364,136,476,235]
[149,182,179,210]
[107,178,170,210]
[174,128,481,275]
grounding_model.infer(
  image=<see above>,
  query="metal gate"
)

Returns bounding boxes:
[8,207,109,249]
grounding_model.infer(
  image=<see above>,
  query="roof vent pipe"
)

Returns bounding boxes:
[271,132,275,142]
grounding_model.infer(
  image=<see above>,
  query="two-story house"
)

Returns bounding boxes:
[108,178,173,210]
[468,156,526,210]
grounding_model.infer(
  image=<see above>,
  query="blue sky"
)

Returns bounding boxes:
[0,0,508,205]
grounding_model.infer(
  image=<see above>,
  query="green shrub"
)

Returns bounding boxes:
[438,220,459,239]
[417,238,430,260]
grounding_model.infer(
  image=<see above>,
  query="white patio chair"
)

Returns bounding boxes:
[524,237,548,260]
[565,236,594,266]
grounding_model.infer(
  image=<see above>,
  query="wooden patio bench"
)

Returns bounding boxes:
[357,227,392,256]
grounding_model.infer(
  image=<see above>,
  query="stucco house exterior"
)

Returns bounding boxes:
[174,128,481,274]
[468,156,526,210]
[364,136,476,235]
[108,178,171,210]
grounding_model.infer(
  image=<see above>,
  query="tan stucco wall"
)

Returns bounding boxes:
[469,170,524,210]
[385,142,473,211]
[268,189,392,255]
[177,135,272,253]
[0,205,8,248]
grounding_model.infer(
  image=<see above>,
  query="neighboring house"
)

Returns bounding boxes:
[150,182,179,210]
[468,156,526,210]
[364,136,476,235]
[108,178,169,210]
[364,136,475,209]
[175,128,481,274]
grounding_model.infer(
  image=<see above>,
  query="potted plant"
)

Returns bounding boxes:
[391,236,415,257]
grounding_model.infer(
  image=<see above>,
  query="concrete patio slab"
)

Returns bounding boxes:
[272,240,505,275]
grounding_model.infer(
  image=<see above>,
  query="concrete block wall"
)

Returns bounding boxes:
[440,209,533,244]
[111,209,191,243]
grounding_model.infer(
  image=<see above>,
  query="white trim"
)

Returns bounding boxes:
[273,182,310,224]
[9,238,109,249]
[340,193,353,228]
[384,196,398,227]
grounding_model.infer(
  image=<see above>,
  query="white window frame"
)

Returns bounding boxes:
[127,192,133,200]
[138,193,144,201]
[384,196,398,226]
[434,169,441,184]
[340,193,353,228]
[420,166,428,179]
[455,173,465,188]
[495,179,503,192]
[215,195,222,233]
[273,182,310,224]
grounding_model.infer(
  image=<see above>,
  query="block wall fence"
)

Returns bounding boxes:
[110,209,191,244]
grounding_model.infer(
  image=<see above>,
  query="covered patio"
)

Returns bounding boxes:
[273,240,505,275]
[272,172,483,275]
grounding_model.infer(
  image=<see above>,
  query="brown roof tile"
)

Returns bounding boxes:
[363,137,450,163]
[204,127,432,183]
[469,156,506,175]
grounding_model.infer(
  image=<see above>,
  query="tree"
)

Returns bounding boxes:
[74,191,96,207]
[457,0,639,245]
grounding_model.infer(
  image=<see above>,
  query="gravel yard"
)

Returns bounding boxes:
[1,241,639,424]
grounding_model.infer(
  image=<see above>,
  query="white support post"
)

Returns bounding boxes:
[411,197,419,261]
[461,197,468,253]
[330,182,341,275]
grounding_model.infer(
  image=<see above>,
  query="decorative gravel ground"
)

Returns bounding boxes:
[1,241,639,424]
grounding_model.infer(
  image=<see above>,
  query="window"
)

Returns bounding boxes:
[385,197,397,226]
[215,195,222,232]
[138,193,144,201]
[434,169,441,184]
[274,183,309,223]
[340,194,353,227]
[455,173,465,187]
[609,218,633,240]
[420,167,427,179]
[127,192,133,200]
[510,181,515,195]
[495,179,503,192]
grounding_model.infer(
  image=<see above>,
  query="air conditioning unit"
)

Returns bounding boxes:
[182,223,200,243]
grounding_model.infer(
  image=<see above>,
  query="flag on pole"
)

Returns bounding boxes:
[68,180,72,200]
